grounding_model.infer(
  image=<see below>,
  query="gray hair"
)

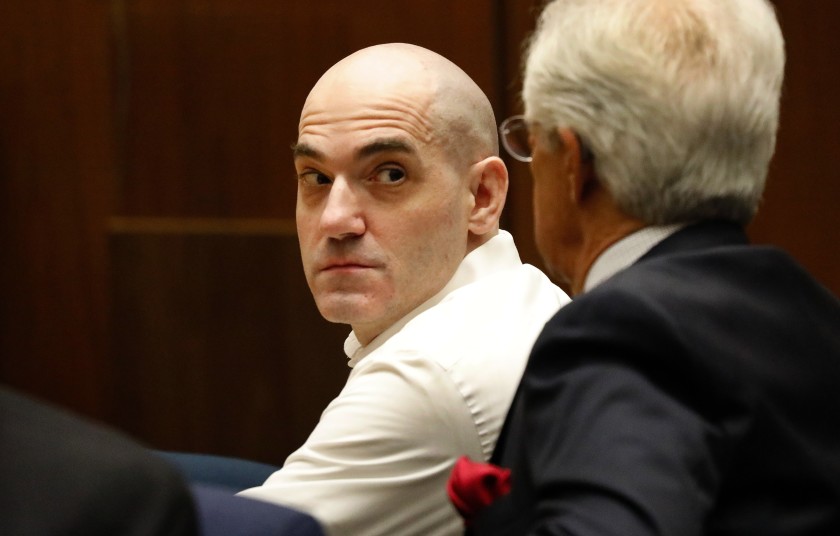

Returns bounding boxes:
[523,0,785,225]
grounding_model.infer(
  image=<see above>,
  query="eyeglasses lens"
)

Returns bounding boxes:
[500,117,532,162]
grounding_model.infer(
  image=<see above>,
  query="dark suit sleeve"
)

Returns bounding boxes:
[480,280,753,536]
[0,387,198,536]
[515,362,725,536]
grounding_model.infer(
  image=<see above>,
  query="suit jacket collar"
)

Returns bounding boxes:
[640,220,749,262]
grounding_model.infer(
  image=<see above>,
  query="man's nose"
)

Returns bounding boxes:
[319,177,366,239]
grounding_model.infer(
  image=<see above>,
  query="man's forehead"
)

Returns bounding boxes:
[294,44,485,165]
[300,48,438,134]
[294,99,437,161]
[300,83,435,132]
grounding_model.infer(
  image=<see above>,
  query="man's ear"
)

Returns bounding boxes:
[556,127,593,203]
[468,156,508,235]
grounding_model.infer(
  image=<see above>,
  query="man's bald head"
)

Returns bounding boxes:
[302,43,499,168]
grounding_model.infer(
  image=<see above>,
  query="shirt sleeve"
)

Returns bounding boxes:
[239,349,482,536]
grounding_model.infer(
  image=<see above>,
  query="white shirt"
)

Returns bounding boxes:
[240,231,569,536]
[584,224,685,292]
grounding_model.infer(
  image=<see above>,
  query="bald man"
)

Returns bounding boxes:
[238,43,569,535]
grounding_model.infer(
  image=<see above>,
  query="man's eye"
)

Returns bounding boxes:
[299,171,332,186]
[371,167,406,184]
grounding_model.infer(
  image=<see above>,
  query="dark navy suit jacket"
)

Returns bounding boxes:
[0,387,198,536]
[473,221,840,535]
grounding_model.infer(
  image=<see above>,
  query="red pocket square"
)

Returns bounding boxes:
[446,456,511,525]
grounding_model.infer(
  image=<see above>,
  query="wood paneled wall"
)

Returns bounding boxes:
[749,1,840,290]
[0,0,115,418]
[1,0,837,464]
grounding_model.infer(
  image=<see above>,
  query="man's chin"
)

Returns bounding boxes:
[315,296,382,326]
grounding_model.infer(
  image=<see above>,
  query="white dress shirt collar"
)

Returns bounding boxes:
[583,224,686,293]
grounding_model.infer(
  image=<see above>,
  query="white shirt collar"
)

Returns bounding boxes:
[583,224,686,292]
[344,230,521,367]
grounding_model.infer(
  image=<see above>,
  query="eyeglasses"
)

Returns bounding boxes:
[498,115,533,162]
[499,114,594,163]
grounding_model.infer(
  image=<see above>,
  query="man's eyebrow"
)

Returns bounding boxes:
[356,138,415,159]
[291,138,416,161]
[291,142,323,160]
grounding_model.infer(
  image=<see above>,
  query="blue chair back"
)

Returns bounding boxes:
[157,451,279,492]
